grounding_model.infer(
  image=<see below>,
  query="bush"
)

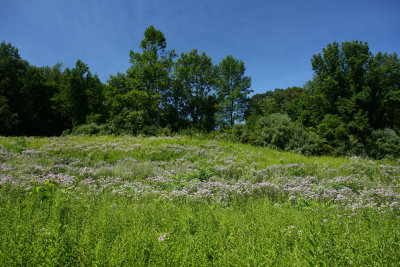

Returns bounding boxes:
[86,113,104,124]
[369,128,400,159]
[287,125,320,156]
[251,113,292,149]
[317,114,348,155]
[137,125,158,136]
[71,123,111,136]
[249,113,319,155]
[347,134,366,157]
[107,108,152,135]
[205,124,248,143]
[157,124,173,136]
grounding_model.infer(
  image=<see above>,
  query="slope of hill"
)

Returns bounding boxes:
[1,136,399,265]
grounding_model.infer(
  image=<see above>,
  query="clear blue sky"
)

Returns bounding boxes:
[1,0,399,94]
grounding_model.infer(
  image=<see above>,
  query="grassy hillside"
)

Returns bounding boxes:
[1,136,399,265]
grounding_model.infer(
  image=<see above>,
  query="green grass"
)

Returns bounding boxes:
[0,135,399,265]
[1,192,398,266]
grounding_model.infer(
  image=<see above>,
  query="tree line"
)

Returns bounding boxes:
[0,26,251,136]
[244,41,400,158]
[1,26,399,158]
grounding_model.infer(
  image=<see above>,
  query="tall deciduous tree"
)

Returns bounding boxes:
[104,26,176,134]
[0,41,27,135]
[367,51,400,130]
[302,40,400,154]
[52,60,105,128]
[128,25,176,128]
[105,72,158,134]
[310,41,371,114]
[172,49,217,131]
[0,42,67,135]
[216,55,252,127]
[19,65,65,135]
[309,40,400,132]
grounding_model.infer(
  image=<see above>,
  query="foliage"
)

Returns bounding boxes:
[1,34,400,159]
[216,55,252,127]
[70,123,111,136]
[172,49,217,131]
[249,113,319,155]
[245,40,400,158]
[369,128,400,159]
[128,25,176,128]
[246,87,304,121]
[0,41,26,135]
[308,41,399,139]
[104,26,176,133]
[0,42,67,135]
[316,114,348,155]
[51,60,106,128]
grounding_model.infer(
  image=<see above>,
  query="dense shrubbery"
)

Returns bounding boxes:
[246,113,319,155]
[70,123,111,136]
[369,128,400,159]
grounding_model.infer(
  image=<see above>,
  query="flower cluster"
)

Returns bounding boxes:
[1,136,399,213]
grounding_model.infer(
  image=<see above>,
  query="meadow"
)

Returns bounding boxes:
[0,135,399,265]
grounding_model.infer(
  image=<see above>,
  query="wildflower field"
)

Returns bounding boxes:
[1,135,399,265]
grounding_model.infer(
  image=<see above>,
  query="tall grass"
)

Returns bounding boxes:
[0,135,399,265]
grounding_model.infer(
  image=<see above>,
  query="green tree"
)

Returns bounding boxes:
[19,65,67,135]
[367,52,400,130]
[105,72,158,134]
[246,87,304,126]
[172,49,217,131]
[0,42,67,136]
[0,41,27,135]
[291,86,330,127]
[40,64,71,134]
[310,41,371,115]
[309,40,400,145]
[52,60,105,128]
[0,94,12,134]
[104,26,175,134]
[306,41,373,151]
[300,40,400,156]
[216,55,252,127]
[127,25,176,128]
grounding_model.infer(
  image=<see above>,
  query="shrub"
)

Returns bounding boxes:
[157,124,173,136]
[71,123,111,136]
[251,113,292,149]
[86,113,104,124]
[249,113,319,155]
[287,125,320,156]
[138,125,158,136]
[317,114,348,155]
[347,134,366,157]
[369,128,400,159]
[205,124,248,143]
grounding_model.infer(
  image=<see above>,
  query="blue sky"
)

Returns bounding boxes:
[1,0,399,94]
